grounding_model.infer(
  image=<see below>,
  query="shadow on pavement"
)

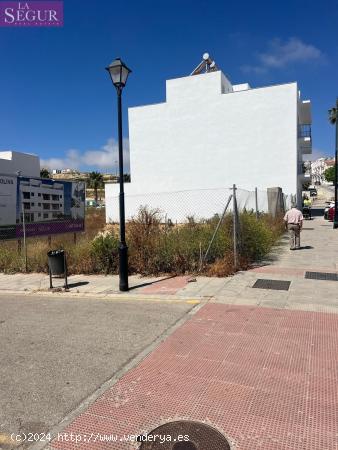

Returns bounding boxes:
[129,275,177,291]
[67,281,90,288]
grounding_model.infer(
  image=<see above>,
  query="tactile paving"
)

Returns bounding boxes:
[50,304,338,450]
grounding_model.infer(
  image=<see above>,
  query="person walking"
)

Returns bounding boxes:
[303,196,312,219]
[284,205,304,250]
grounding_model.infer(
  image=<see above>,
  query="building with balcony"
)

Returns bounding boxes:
[106,61,312,221]
[19,178,64,223]
[311,158,335,185]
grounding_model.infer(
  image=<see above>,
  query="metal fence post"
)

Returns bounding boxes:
[21,199,28,273]
[255,187,259,219]
[233,184,238,270]
[199,194,233,271]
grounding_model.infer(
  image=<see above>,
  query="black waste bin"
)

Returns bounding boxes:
[47,249,68,289]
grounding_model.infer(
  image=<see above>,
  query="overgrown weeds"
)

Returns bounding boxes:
[0,207,284,276]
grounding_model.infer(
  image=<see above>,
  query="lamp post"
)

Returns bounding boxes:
[106,57,131,291]
[329,99,338,229]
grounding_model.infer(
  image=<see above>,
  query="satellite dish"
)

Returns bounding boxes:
[203,53,210,61]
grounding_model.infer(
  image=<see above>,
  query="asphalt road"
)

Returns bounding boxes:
[0,294,194,447]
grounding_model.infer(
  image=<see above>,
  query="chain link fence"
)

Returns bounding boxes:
[0,185,289,275]
[106,186,274,224]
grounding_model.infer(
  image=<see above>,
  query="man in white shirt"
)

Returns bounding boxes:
[284,205,304,250]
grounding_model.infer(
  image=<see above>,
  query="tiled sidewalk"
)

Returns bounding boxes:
[49,303,338,450]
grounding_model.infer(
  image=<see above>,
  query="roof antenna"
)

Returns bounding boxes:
[190,53,219,76]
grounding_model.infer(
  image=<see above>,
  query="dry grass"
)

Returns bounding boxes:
[0,207,284,276]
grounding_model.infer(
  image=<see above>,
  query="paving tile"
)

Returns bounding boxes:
[49,304,338,450]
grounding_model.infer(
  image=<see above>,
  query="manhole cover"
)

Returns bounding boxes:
[252,279,291,290]
[305,271,338,281]
[139,421,231,449]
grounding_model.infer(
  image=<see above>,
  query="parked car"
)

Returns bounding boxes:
[309,187,317,197]
[324,201,335,220]
[328,204,335,221]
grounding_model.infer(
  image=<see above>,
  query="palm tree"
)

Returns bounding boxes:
[329,105,337,125]
[40,168,50,179]
[329,100,338,227]
[88,171,104,204]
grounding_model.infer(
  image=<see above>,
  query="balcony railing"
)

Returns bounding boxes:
[298,162,311,176]
[298,124,312,139]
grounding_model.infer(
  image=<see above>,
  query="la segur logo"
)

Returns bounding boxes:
[0,1,63,27]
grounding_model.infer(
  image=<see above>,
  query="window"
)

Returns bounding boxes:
[23,192,30,199]
[38,203,41,207]
[31,192,34,196]
[43,213,49,219]
[38,213,41,217]
[31,203,34,206]
[38,193,41,197]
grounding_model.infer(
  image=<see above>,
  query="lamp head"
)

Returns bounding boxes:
[106,58,131,90]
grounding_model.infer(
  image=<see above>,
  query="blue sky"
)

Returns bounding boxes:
[1,0,337,173]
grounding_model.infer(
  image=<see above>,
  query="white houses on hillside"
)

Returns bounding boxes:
[106,59,312,222]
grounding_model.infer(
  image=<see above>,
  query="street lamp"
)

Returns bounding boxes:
[329,99,338,229]
[106,57,132,291]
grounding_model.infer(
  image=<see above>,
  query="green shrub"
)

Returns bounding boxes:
[0,206,284,276]
[91,232,119,274]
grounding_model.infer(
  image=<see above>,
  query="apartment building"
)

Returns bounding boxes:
[106,59,312,222]
[19,178,64,223]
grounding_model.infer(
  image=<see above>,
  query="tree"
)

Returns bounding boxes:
[328,104,337,185]
[324,166,335,183]
[88,171,104,204]
[40,168,50,179]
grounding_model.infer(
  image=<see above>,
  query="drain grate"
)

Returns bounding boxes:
[139,421,231,449]
[302,227,314,230]
[252,279,291,291]
[305,271,338,281]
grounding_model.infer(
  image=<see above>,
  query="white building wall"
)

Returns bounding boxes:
[106,72,300,222]
[0,151,40,177]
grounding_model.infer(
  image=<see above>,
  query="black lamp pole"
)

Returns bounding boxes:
[106,58,131,291]
[116,85,128,290]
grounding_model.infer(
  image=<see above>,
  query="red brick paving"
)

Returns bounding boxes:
[140,276,189,294]
[51,304,338,450]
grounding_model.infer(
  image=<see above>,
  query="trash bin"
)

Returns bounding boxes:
[47,249,68,289]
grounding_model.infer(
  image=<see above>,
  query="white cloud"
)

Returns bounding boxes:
[242,37,323,73]
[40,138,130,173]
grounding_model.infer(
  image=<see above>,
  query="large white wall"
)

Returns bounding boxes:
[0,151,40,177]
[106,71,298,221]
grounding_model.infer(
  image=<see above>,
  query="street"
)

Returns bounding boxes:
[0,294,195,448]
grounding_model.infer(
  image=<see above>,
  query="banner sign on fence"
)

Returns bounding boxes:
[0,175,85,240]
